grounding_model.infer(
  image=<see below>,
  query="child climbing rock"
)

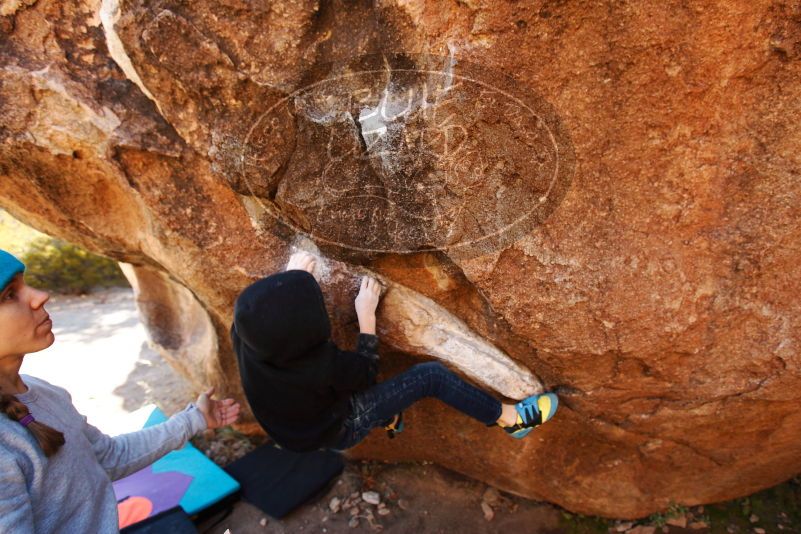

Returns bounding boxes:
[232,250,558,452]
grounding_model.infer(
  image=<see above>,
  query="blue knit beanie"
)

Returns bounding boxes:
[0,249,25,291]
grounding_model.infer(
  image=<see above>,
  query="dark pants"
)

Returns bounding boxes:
[330,361,502,450]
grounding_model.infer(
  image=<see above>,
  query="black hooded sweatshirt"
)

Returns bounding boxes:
[231,269,380,452]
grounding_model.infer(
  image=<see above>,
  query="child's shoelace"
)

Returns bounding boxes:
[520,403,542,427]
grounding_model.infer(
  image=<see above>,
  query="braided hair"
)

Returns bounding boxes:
[0,388,64,456]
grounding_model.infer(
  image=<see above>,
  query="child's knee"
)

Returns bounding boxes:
[413,361,448,392]
[415,361,447,375]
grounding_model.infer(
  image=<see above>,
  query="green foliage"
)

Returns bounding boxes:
[0,210,46,256]
[0,209,128,294]
[19,237,128,294]
[648,502,689,527]
[558,510,610,534]
[740,496,751,517]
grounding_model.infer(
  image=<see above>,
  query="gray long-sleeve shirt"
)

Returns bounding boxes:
[0,374,208,533]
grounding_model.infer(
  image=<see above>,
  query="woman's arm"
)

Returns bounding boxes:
[74,384,238,481]
[83,403,208,481]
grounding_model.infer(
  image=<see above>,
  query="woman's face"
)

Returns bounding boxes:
[0,273,54,358]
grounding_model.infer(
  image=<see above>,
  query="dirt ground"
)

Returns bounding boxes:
[21,288,801,534]
[197,460,566,534]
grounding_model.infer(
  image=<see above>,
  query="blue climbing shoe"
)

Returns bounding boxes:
[504,392,559,439]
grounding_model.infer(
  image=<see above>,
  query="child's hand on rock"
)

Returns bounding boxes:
[355,275,382,335]
[196,387,241,430]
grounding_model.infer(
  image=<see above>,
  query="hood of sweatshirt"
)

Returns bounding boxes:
[232,269,331,367]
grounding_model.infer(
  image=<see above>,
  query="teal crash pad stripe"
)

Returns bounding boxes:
[143,407,240,515]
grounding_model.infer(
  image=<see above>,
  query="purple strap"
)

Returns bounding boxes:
[19,414,35,427]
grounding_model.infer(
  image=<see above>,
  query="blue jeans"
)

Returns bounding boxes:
[330,361,503,450]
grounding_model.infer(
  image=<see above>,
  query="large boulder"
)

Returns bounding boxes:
[1,0,800,518]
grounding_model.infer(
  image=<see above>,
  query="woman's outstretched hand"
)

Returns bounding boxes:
[196,387,241,430]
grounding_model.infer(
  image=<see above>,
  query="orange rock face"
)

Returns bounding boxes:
[2,0,801,518]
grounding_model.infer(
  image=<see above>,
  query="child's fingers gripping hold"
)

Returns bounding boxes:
[366,276,383,296]
[355,275,383,317]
